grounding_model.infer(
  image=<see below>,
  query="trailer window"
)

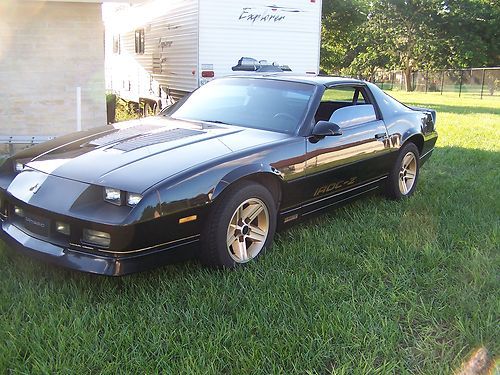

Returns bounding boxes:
[135,29,145,54]
[167,78,315,134]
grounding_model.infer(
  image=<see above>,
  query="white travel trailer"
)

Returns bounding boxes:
[105,0,322,112]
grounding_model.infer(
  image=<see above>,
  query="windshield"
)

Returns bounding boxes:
[164,78,315,134]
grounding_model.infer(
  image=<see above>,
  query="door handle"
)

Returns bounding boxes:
[375,133,387,140]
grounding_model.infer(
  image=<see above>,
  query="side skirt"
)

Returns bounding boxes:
[420,148,434,166]
[279,176,387,225]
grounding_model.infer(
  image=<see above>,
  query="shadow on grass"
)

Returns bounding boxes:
[404,103,500,115]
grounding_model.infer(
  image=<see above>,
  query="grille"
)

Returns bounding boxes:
[12,207,50,238]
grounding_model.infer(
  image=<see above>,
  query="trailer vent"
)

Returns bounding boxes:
[113,128,204,152]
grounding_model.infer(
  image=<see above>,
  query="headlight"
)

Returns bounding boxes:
[104,187,142,207]
[126,192,143,206]
[83,229,111,248]
[104,187,122,205]
[14,162,25,172]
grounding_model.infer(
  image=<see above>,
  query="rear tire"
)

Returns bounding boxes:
[385,142,420,199]
[200,182,277,268]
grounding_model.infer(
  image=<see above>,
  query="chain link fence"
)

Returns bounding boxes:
[372,67,500,98]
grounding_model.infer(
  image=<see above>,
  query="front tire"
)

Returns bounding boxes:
[200,182,277,268]
[385,142,420,199]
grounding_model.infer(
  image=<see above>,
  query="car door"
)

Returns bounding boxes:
[302,84,392,214]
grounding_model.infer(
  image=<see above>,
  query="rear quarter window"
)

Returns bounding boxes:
[366,82,413,118]
[322,86,366,103]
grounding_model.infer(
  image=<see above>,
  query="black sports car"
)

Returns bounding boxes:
[0,76,437,275]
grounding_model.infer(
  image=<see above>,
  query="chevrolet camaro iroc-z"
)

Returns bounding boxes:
[0,76,438,275]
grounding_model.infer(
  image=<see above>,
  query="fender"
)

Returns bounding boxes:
[399,107,435,150]
[384,112,425,151]
[401,128,424,150]
[135,163,283,223]
[212,163,284,200]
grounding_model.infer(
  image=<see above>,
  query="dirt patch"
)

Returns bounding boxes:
[455,347,496,375]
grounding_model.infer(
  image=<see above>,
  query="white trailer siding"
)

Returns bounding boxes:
[112,29,153,103]
[106,0,198,101]
[148,1,199,97]
[199,0,322,80]
[105,0,321,103]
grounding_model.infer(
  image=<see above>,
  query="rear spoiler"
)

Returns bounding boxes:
[409,106,437,125]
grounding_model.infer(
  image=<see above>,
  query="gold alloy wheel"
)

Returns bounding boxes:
[226,198,269,263]
[399,152,417,195]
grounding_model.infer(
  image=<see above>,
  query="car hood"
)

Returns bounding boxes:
[22,116,289,193]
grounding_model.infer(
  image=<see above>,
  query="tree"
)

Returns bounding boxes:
[320,0,500,91]
[444,0,500,67]
[320,0,368,74]
[364,0,454,90]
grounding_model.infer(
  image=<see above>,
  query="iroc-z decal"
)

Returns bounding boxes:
[313,177,357,197]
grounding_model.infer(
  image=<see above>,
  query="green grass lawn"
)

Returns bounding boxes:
[1,92,499,374]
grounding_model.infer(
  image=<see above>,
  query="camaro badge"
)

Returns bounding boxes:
[29,182,41,194]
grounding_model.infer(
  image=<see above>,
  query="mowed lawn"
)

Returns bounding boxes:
[0,92,498,374]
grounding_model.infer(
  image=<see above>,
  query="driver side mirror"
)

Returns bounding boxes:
[312,121,342,137]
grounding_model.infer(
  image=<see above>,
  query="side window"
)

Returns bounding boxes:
[330,105,377,128]
[322,86,359,102]
[314,85,372,126]
[135,29,145,54]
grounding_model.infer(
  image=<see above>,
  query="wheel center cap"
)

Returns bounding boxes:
[241,225,249,235]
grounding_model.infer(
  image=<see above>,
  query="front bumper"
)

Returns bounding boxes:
[0,221,197,276]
